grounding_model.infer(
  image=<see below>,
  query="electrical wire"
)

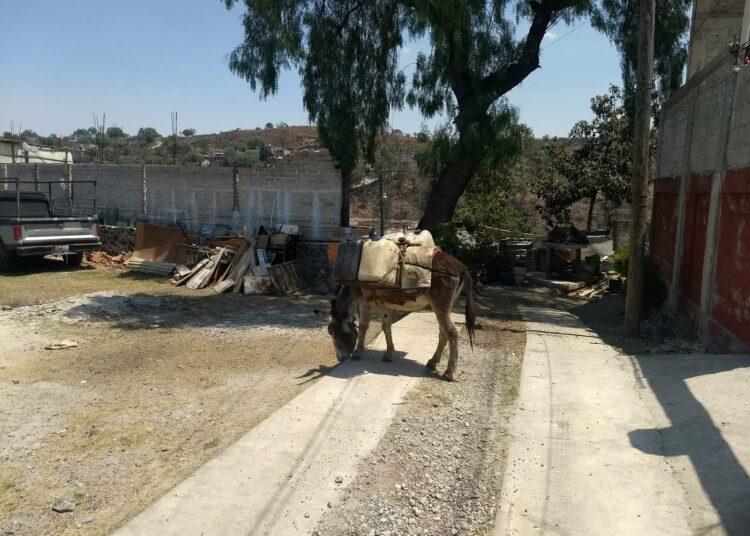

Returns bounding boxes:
[541,20,586,50]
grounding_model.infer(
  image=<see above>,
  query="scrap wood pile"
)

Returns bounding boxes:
[124,222,306,296]
[85,251,127,267]
[568,278,609,300]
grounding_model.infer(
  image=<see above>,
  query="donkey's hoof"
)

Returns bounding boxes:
[441,371,455,382]
[425,360,438,371]
[382,352,393,362]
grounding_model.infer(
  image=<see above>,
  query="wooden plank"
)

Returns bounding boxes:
[213,279,235,293]
[232,247,257,294]
[187,251,222,290]
[217,241,248,283]
[203,248,226,287]
[173,258,209,286]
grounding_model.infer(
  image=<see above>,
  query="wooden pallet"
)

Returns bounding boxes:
[267,260,304,295]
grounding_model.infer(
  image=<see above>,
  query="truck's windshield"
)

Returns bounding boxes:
[0,199,51,218]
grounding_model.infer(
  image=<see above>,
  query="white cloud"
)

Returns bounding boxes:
[543,31,557,41]
[398,46,411,57]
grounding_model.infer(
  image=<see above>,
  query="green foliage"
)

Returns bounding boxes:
[161,138,189,154]
[137,127,160,144]
[115,156,137,165]
[144,155,167,165]
[264,122,273,129]
[38,134,62,147]
[415,131,430,143]
[224,0,691,227]
[247,137,272,161]
[532,86,641,228]
[224,148,259,167]
[106,126,125,139]
[182,128,196,136]
[612,246,667,311]
[613,246,630,276]
[184,150,202,163]
[591,1,691,112]
[433,222,460,256]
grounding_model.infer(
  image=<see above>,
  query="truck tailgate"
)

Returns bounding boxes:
[19,218,98,243]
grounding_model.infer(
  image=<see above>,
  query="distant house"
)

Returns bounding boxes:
[0,138,73,164]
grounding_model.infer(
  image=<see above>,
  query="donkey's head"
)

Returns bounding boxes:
[317,286,358,362]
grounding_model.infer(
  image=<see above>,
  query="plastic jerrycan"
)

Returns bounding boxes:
[358,236,400,286]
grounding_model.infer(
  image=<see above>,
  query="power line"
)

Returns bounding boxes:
[542,20,586,51]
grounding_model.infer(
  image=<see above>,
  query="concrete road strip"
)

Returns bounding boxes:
[114,311,443,536]
[494,306,750,535]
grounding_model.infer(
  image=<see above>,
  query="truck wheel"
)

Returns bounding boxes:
[66,253,84,267]
[0,243,15,273]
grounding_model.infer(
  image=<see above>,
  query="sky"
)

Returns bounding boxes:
[0,1,624,140]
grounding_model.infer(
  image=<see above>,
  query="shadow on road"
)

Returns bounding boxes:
[628,354,750,535]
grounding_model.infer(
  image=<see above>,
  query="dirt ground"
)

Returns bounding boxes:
[314,294,526,536]
[0,259,373,536]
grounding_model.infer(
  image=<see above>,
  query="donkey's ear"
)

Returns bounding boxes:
[314,309,331,321]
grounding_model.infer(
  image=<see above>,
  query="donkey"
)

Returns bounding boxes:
[320,250,477,381]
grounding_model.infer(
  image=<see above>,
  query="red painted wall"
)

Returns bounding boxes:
[678,176,712,327]
[711,168,750,349]
[650,178,681,282]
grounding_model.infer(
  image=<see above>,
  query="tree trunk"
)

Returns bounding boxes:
[624,0,655,336]
[417,159,476,233]
[586,194,597,231]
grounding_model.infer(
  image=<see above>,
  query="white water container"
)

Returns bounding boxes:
[358,238,400,286]
[406,230,435,247]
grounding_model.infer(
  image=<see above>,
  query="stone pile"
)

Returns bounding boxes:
[100,225,135,255]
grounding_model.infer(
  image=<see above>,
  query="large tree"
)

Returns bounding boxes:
[224,0,689,231]
[532,85,637,230]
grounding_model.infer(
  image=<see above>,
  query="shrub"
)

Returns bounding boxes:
[613,246,667,311]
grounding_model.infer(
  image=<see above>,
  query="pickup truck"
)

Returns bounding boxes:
[0,179,101,271]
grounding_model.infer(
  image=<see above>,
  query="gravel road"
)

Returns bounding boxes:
[314,308,525,536]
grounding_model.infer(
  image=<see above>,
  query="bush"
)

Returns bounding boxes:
[224,148,259,167]
[613,246,667,311]
[434,222,518,283]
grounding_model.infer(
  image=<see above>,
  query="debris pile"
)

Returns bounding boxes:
[122,222,307,295]
[85,251,126,267]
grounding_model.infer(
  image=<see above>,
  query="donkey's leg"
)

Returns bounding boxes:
[352,299,370,360]
[437,311,459,381]
[382,310,395,362]
[426,327,447,370]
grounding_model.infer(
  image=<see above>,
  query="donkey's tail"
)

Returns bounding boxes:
[462,265,477,349]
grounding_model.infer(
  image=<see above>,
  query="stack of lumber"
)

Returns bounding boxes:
[568,278,609,300]
[170,237,282,295]
[124,257,176,275]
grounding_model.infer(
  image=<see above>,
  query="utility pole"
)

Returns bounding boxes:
[171,112,178,165]
[624,0,656,336]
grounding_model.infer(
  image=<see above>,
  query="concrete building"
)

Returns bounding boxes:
[0,138,73,164]
[651,0,750,351]
[687,0,747,78]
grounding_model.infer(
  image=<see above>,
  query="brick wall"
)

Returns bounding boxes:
[653,56,750,351]
[4,150,342,241]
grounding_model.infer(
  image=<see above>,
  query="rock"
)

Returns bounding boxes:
[45,340,79,350]
[334,476,344,484]
[1,305,12,311]
[52,500,75,513]
[80,515,95,524]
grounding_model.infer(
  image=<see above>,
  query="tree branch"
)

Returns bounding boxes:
[481,0,579,98]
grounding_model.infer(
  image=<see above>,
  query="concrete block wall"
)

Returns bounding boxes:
[2,151,342,241]
[653,57,750,352]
